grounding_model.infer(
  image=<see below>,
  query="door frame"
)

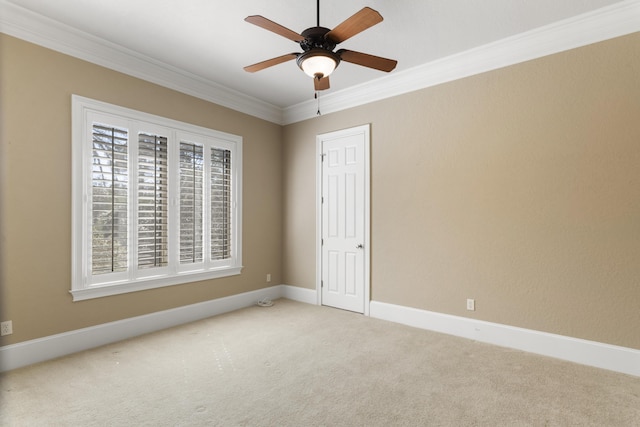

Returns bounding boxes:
[315,124,371,316]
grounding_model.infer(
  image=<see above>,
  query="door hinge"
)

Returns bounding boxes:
[321,238,324,246]
[321,280,324,288]
[321,153,326,161]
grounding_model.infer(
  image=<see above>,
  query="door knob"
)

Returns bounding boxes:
[356,244,364,249]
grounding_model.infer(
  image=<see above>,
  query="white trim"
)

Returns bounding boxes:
[1,0,638,125]
[0,285,286,372]
[0,0,282,125]
[281,284,317,305]
[370,301,640,378]
[316,125,371,315]
[2,287,637,377]
[316,141,322,307]
[283,0,640,124]
[363,127,371,316]
[70,267,244,301]
[0,285,317,372]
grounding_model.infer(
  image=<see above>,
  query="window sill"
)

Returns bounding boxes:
[70,266,243,301]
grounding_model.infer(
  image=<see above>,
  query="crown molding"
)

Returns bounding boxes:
[0,0,284,124]
[283,0,640,124]
[1,0,639,126]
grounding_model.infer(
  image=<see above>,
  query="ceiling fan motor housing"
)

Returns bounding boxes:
[299,27,336,51]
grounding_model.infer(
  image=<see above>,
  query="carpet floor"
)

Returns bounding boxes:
[1,299,639,426]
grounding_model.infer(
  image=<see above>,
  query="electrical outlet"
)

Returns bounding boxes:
[266,273,271,283]
[466,299,475,311]
[1,320,12,336]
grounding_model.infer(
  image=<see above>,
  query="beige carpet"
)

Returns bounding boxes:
[1,299,638,426]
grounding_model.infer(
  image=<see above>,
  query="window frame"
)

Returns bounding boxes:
[71,95,242,301]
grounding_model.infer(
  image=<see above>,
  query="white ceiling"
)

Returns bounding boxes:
[1,0,637,121]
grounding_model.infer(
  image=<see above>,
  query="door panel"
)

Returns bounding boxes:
[319,127,368,313]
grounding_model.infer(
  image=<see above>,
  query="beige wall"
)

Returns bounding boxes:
[0,35,283,345]
[2,31,639,352]
[283,33,640,349]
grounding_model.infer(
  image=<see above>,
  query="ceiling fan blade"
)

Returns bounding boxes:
[314,76,330,91]
[337,49,397,72]
[245,15,304,42]
[244,53,298,73]
[325,7,383,44]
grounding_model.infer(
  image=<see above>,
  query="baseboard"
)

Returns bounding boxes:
[370,301,640,377]
[0,285,285,372]
[281,284,317,305]
[7,289,633,377]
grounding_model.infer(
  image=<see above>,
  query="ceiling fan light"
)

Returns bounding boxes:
[298,50,338,79]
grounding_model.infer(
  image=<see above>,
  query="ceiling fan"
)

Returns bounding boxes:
[243,1,398,92]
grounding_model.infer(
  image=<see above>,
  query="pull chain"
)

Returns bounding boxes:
[315,91,322,115]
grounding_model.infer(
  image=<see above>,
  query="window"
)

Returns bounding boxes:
[72,96,242,301]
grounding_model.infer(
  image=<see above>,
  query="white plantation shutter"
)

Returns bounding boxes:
[210,148,232,260]
[137,133,169,269]
[91,124,129,275]
[72,96,242,301]
[179,142,204,264]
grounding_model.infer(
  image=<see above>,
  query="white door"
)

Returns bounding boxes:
[317,125,370,314]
